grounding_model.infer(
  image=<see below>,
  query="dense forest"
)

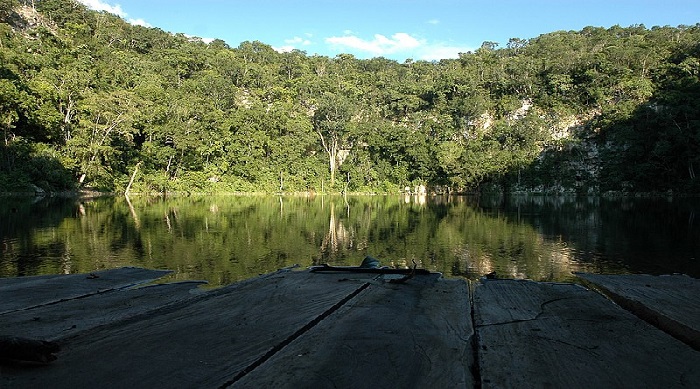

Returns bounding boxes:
[1,0,699,194]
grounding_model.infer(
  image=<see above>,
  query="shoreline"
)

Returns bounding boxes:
[2,190,698,199]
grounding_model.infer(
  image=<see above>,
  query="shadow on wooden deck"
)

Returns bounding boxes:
[1,267,698,388]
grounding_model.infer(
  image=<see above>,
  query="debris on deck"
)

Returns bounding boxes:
[1,266,698,388]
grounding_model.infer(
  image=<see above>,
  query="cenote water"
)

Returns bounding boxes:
[1,194,698,287]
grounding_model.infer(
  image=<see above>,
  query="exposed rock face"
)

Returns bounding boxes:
[7,5,38,29]
[477,101,604,194]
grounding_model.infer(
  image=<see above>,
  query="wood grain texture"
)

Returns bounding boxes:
[1,270,375,388]
[576,273,700,350]
[233,273,474,389]
[1,281,205,341]
[6,267,696,389]
[473,279,700,388]
[0,267,173,314]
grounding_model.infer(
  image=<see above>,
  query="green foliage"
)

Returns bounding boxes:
[1,0,699,194]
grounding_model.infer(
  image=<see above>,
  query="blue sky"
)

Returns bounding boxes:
[77,0,700,62]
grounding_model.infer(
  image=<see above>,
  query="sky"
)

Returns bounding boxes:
[76,0,700,62]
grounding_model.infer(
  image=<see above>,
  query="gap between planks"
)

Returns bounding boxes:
[219,276,375,388]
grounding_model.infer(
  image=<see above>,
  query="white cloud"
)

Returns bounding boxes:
[285,36,312,46]
[128,18,152,28]
[427,19,440,25]
[323,31,472,60]
[273,45,296,53]
[76,0,126,17]
[78,1,225,45]
[274,35,314,53]
[184,34,216,44]
[77,0,152,28]
[325,32,422,56]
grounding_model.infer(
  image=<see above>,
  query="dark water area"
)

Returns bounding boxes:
[1,194,698,287]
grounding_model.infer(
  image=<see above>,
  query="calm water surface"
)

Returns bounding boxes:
[1,194,698,287]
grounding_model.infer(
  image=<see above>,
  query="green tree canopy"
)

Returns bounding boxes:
[2,0,699,194]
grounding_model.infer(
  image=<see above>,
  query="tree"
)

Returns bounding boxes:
[0,78,22,173]
[67,89,140,189]
[312,92,356,187]
[3,2,700,194]
[29,61,94,144]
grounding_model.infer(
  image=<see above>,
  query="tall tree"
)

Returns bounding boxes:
[312,92,356,187]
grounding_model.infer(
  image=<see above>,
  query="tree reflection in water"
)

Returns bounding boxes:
[1,195,698,287]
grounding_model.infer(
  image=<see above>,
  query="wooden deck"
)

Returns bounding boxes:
[1,267,698,388]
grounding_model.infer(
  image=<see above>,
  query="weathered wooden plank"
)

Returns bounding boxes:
[232,273,474,389]
[1,281,205,341]
[576,273,700,350]
[1,270,377,389]
[0,267,173,314]
[473,279,700,388]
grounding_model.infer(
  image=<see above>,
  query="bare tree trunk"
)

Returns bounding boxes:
[317,130,339,187]
[329,154,336,187]
[2,127,15,171]
[125,161,141,195]
[689,162,696,180]
[59,91,76,142]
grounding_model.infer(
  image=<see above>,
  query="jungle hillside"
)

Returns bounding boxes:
[1,0,699,194]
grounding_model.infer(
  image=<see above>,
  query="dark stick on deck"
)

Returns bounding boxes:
[309,263,431,275]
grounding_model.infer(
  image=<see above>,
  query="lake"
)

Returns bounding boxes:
[1,194,698,287]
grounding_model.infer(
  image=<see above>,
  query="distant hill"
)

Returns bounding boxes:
[1,0,699,194]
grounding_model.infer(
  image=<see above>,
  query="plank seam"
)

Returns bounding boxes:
[0,271,173,316]
[586,283,700,351]
[469,280,482,389]
[38,272,296,346]
[0,269,284,317]
[0,288,121,316]
[219,281,372,388]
